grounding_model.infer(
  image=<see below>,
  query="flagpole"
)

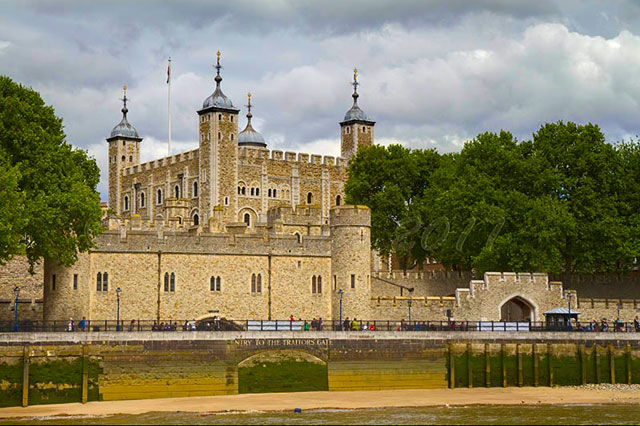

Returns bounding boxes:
[167,57,172,156]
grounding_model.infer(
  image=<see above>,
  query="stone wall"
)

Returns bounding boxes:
[0,257,43,322]
[2,332,640,407]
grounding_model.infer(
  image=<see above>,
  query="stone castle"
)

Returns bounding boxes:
[3,53,640,324]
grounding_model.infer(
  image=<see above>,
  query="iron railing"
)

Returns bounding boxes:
[1,319,638,333]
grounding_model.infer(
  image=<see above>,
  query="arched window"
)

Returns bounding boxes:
[250,188,255,196]
[238,186,241,195]
[362,126,366,132]
[317,276,322,294]
[218,114,222,120]
[157,189,162,204]
[210,276,215,291]
[103,272,108,291]
[170,273,175,292]
[218,132,221,139]
[244,213,251,227]
[231,116,234,123]
[312,276,317,294]
[268,189,272,197]
[121,155,125,161]
[336,195,341,206]
[164,272,169,292]
[193,214,199,226]
[256,188,260,196]
[129,155,133,162]
[251,273,256,293]
[174,185,180,199]
[96,272,102,292]
[273,189,277,198]
[242,187,246,195]
[193,181,198,197]
[140,192,145,208]
[257,274,262,293]
[216,276,221,292]
[307,192,313,204]
[231,134,234,141]
[124,196,129,211]
[295,233,301,244]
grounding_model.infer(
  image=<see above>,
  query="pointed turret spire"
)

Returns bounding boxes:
[110,85,140,139]
[341,67,373,124]
[200,50,238,112]
[238,92,266,148]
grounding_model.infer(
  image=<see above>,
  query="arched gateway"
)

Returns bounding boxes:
[499,295,537,322]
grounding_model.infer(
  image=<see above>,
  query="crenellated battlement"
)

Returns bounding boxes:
[237,146,345,168]
[122,148,199,176]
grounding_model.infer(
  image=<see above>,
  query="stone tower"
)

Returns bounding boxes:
[107,86,142,216]
[340,69,375,164]
[197,51,240,226]
[330,205,372,321]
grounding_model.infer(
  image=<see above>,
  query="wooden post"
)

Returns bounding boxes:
[82,345,89,404]
[485,343,491,388]
[548,343,554,387]
[467,342,473,388]
[533,344,539,387]
[580,345,586,385]
[517,344,523,387]
[626,344,632,385]
[609,344,615,384]
[449,344,455,389]
[501,343,507,387]
[22,346,29,408]
[595,345,600,384]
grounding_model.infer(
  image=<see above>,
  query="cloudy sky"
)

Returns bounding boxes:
[2,0,640,200]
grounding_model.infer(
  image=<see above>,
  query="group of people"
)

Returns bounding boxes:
[151,321,179,331]
[65,317,86,332]
[576,317,640,332]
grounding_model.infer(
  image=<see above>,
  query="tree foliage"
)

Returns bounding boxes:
[345,122,640,276]
[0,76,102,269]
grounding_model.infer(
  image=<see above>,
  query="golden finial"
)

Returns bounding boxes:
[353,68,358,81]
[217,50,221,59]
[123,85,127,92]
[248,92,251,100]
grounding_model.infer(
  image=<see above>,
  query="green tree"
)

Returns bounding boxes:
[0,76,102,269]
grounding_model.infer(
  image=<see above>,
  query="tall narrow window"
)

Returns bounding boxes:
[216,276,221,292]
[268,189,272,197]
[295,233,301,243]
[336,195,341,206]
[251,188,255,196]
[242,187,246,195]
[103,272,108,291]
[193,214,199,226]
[351,274,355,289]
[257,274,262,293]
[273,189,277,198]
[73,274,78,290]
[164,272,169,292]
[174,185,180,199]
[244,213,251,227]
[312,276,317,294]
[124,196,129,211]
[251,273,256,293]
[317,276,322,294]
[307,192,313,204]
[157,189,162,204]
[210,276,215,291]
[52,274,56,291]
[256,188,260,196]
[140,192,145,208]
[97,272,102,292]
[170,273,175,292]
[193,181,198,197]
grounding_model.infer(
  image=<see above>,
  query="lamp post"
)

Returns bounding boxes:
[567,291,572,331]
[13,286,20,332]
[116,287,122,332]
[338,289,343,330]
[408,295,413,326]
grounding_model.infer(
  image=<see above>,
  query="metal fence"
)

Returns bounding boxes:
[1,319,638,333]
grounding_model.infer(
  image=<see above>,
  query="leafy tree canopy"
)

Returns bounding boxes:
[346,122,640,277]
[0,76,102,270]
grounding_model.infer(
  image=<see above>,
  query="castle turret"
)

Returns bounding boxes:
[197,51,240,225]
[107,86,142,216]
[330,205,372,321]
[340,68,375,164]
[238,93,267,148]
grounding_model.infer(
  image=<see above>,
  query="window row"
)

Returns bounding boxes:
[124,182,200,211]
[312,275,323,294]
[96,272,109,292]
[164,272,175,292]
[238,186,260,196]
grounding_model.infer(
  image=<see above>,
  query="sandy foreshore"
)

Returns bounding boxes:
[1,386,639,419]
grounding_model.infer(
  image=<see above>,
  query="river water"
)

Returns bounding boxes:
[2,405,640,425]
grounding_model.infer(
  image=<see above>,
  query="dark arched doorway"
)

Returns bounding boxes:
[500,296,534,321]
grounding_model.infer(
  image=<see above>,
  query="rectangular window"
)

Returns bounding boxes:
[351,274,355,289]
[333,275,337,291]
[73,274,78,290]
[52,274,56,291]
